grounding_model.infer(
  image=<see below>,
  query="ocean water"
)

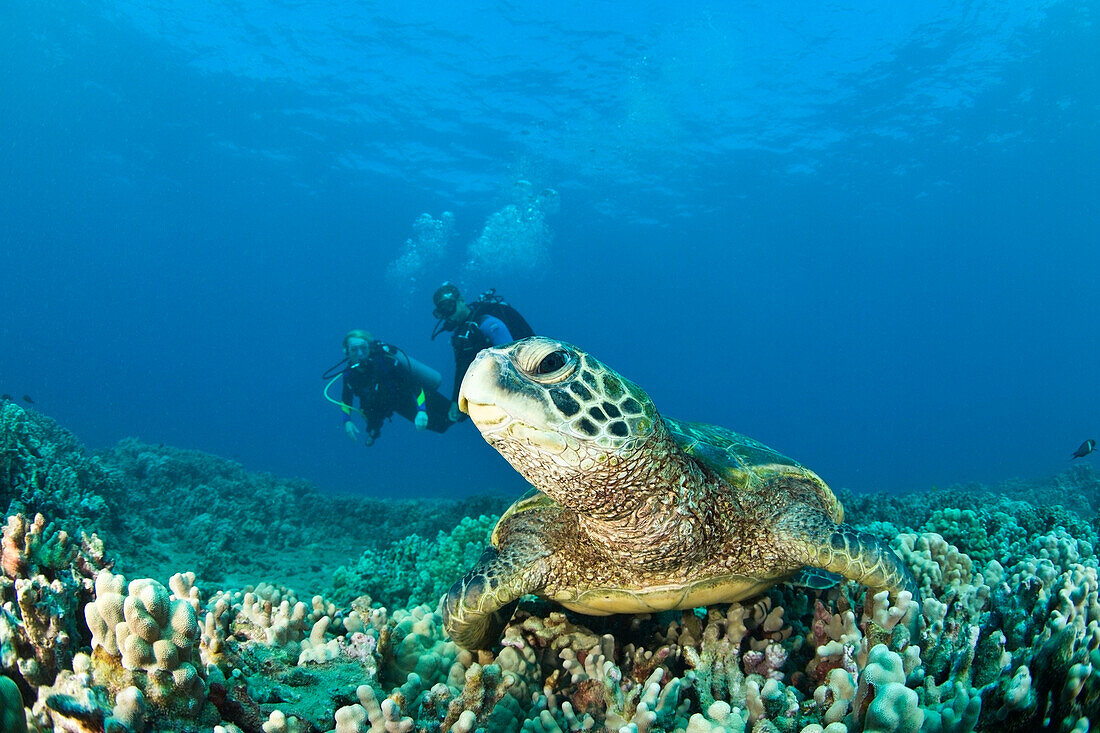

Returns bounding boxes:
[4,4,1100,731]
[2,0,1098,501]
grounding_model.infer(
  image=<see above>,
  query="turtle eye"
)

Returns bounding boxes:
[518,342,577,384]
[536,350,569,375]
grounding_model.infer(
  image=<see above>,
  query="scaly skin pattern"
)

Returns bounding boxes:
[443,336,919,651]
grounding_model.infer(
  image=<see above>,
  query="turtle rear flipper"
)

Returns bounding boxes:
[442,544,548,651]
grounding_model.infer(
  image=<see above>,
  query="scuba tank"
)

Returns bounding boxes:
[374,342,442,391]
[394,350,442,391]
[368,342,443,391]
[470,289,535,340]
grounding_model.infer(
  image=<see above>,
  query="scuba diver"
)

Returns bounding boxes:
[323,330,454,446]
[430,282,535,421]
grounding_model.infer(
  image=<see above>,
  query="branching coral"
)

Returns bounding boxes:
[0,512,102,693]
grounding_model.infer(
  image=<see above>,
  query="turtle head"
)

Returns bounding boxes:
[459,336,663,511]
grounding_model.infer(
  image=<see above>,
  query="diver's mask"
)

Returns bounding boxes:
[345,339,375,367]
[432,293,458,321]
[431,294,460,340]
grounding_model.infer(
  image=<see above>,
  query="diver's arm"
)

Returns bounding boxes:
[340,377,355,424]
[340,376,361,440]
[477,315,514,346]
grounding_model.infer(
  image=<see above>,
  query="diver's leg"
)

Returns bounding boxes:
[425,389,455,432]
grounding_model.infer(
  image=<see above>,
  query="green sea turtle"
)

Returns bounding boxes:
[442,337,919,651]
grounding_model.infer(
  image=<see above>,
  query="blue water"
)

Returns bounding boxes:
[1,1,1097,499]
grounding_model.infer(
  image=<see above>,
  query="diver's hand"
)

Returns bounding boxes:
[415,411,429,431]
[345,421,359,441]
[448,400,462,422]
[363,433,375,447]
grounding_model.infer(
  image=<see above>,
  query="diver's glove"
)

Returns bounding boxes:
[363,434,375,447]
[415,411,429,431]
[447,400,462,423]
[344,421,359,441]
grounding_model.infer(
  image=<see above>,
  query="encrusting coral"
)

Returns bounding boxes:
[2,402,1100,731]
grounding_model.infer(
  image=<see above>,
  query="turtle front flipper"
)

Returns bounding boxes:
[782,517,921,636]
[807,524,920,600]
[442,544,548,651]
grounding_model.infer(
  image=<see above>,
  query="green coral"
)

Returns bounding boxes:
[1,402,118,533]
[98,438,512,588]
[329,514,498,609]
[921,508,996,565]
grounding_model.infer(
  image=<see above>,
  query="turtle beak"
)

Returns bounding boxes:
[459,351,509,428]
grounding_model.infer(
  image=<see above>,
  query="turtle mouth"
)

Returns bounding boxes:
[462,399,510,429]
[463,398,569,454]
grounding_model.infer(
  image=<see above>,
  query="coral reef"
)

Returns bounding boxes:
[2,401,1099,731]
[328,515,498,609]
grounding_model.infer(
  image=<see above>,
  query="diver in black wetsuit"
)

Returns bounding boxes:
[326,330,453,446]
[430,283,535,422]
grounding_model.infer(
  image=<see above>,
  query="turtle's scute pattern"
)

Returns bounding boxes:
[444,337,919,651]
[545,354,654,446]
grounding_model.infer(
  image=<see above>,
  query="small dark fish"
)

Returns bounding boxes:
[22,394,35,404]
[1071,439,1096,459]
